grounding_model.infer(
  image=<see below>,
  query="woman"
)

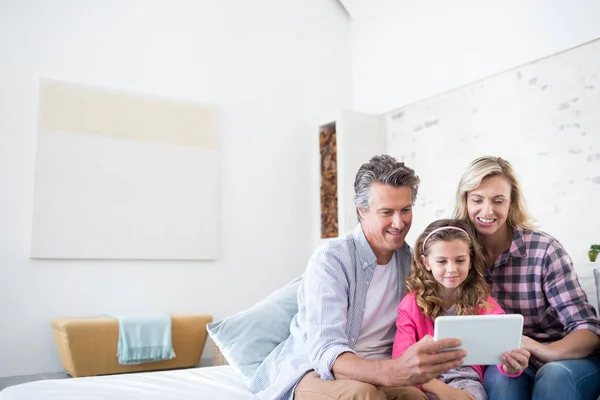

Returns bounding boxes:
[453,156,600,400]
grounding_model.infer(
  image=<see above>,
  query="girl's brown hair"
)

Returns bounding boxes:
[407,218,491,319]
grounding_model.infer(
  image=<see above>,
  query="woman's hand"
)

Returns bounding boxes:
[521,334,555,362]
[501,348,530,375]
[521,335,542,353]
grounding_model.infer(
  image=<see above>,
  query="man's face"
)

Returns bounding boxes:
[358,183,413,264]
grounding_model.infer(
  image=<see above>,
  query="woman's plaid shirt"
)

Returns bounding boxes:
[485,228,600,370]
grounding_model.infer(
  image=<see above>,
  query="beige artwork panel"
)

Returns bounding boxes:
[40,81,215,148]
[31,80,219,260]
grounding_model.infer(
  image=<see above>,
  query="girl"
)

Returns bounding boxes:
[453,156,600,400]
[392,219,529,400]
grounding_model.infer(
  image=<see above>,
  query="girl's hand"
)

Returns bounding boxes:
[501,348,530,375]
[435,386,476,400]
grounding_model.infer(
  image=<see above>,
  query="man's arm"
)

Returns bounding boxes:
[303,252,356,380]
[303,250,465,385]
[332,336,466,387]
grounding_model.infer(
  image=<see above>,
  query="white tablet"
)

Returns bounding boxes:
[433,314,523,366]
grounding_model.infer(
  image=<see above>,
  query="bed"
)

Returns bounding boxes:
[0,365,256,400]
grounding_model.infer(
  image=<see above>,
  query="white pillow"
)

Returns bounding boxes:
[206,276,301,384]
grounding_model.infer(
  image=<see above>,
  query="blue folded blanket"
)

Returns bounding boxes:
[116,315,176,365]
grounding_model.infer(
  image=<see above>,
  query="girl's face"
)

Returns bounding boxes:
[422,239,471,290]
[466,175,512,237]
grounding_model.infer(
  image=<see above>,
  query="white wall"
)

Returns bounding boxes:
[336,110,386,236]
[351,0,600,114]
[348,0,600,257]
[0,0,352,376]
[384,37,600,261]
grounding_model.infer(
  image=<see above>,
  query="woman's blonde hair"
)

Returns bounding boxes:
[452,156,535,230]
[407,219,491,319]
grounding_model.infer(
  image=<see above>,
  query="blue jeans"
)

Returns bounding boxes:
[483,355,600,400]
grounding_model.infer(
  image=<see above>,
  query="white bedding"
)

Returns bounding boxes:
[0,366,256,400]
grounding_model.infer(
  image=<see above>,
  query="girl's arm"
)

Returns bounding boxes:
[394,296,473,398]
[392,295,420,359]
[499,348,530,375]
[483,296,505,316]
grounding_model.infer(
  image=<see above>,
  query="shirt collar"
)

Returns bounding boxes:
[509,226,528,258]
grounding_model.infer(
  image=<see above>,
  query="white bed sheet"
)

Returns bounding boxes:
[0,366,256,400]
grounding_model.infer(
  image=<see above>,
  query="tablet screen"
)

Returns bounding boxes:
[433,314,523,366]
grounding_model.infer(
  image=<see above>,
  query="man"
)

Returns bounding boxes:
[251,155,466,399]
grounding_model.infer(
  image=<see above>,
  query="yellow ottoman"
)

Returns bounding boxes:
[51,314,212,377]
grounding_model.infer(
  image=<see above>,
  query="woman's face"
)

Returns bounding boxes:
[466,175,512,237]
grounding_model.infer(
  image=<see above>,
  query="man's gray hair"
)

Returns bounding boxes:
[353,154,420,222]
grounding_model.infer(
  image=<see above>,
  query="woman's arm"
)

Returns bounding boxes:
[540,240,600,360]
[522,330,600,362]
